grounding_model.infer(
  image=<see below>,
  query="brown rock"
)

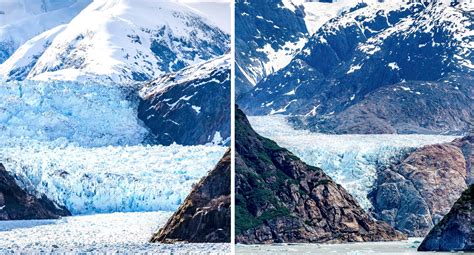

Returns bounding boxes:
[235,106,406,244]
[150,150,230,243]
[0,163,70,220]
[369,136,472,236]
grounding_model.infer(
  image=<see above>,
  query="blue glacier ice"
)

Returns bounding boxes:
[0,79,226,215]
[248,115,459,209]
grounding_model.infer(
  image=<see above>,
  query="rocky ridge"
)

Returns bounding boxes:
[150,150,230,243]
[0,163,71,220]
[235,106,405,244]
[369,136,473,236]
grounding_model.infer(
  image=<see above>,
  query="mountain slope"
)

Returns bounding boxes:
[418,185,474,252]
[0,0,91,64]
[0,0,229,84]
[240,1,473,135]
[235,0,308,97]
[235,106,405,244]
[0,163,70,220]
[138,53,230,146]
[150,149,230,243]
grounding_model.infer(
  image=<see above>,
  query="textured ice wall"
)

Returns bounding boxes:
[0,80,147,147]
[248,115,459,209]
[0,141,226,214]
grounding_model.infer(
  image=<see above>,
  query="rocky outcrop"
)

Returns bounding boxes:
[418,185,474,252]
[369,136,472,236]
[150,150,230,243]
[138,54,230,146]
[235,106,405,244]
[138,53,231,145]
[0,163,71,220]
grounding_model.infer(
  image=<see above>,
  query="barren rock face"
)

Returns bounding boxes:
[418,185,474,252]
[150,150,230,243]
[369,136,472,236]
[235,107,406,244]
[0,164,70,220]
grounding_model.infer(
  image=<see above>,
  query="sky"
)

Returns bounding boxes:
[183,2,231,33]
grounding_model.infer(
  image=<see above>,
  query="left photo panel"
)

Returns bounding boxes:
[0,0,231,253]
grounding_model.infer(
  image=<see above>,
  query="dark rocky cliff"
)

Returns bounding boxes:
[150,150,230,243]
[418,184,474,252]
[235,106,405,244]
[0,163,70,220]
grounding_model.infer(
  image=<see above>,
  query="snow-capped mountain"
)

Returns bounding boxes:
[0,0,91,64]
[234,0,372,98]
[240,0,473,135]
[0,0,229,84]
[235,0,308,97]
[138,53,230,146]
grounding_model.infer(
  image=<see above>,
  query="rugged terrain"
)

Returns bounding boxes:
[239,1,473,135]
[138,53,230,146]
[235,0,308,97]
[369,136,473,236]
[418,184,474,252]
[0,163,70,220]
[235,106,405,244]
[151,150,231,243]
[0,0,229,84]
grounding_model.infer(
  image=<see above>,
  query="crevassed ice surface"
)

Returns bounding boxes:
[0,211,231,253]
[0,141,226,214]
[0,80,147,147]
[0,79,226,214]
[248,115,459,209]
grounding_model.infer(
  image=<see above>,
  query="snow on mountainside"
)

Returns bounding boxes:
[138,53,231,145]
[0,0,229,84]
[0,0,91,64]
[248,115,459,209]
[234,0,396,98]
[240,0,473,135]
[235,0,308,97]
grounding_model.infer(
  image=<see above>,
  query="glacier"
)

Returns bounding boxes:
[0,141,226,215]
[0,79,147,147]
[248,115,459,209]
[0,79,227,215]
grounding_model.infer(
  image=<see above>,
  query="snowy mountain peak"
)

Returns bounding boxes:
[140,53,230,98]
[1,0,229,84]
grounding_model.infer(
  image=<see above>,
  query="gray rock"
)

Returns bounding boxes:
[418,185,474,252]
[369,136,472,236]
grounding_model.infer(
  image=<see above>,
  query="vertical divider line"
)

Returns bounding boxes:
[230,0,236,253]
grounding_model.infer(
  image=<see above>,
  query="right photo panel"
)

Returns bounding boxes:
[234,0,473,254]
